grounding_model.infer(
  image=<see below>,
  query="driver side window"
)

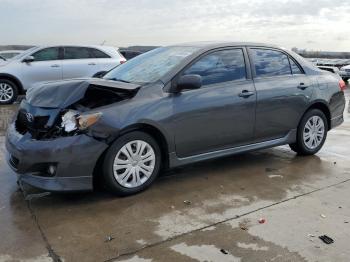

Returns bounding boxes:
[183,49,247,86]
[32,47,60,62]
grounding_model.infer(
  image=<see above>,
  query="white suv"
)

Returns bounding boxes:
[0,45,126,104]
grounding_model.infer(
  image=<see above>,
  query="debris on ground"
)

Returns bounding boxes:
[320,214,326,218]
[345,221,349,224]
[308,234,316,237]
[319,235,334,244]
[220,249,229,254]
[239,219,250,231]
[183,200,192,205]
[258,218,266,224]
[265,167,279,172]
[24,192,51,201]
[268,174,284,179]
[170,205,175,209]
[334,162,337,165]
[105,236,114,242]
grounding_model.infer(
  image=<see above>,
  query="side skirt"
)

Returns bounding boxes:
[168,129,297,168]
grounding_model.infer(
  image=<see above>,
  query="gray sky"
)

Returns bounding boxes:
[1,0,350,51]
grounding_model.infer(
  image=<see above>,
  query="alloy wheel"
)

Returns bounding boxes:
[113,140,156,188]
[0,83,14,103]
[303,116,325,150]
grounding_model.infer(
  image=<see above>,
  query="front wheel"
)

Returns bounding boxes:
[103,131,161,196]
[289,109,328,155]
[0,79,18,105]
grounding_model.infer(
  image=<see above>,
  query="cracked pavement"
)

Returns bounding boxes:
[0,88,349,262]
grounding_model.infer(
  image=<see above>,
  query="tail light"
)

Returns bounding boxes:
[339,80,347,91]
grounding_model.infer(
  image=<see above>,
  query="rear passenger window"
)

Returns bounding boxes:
[91,48,110,58]
[64,47,91,59]
[290,58,303,74]
[251,49,291,77]
[183,49,246,86]
[32,47,60,61]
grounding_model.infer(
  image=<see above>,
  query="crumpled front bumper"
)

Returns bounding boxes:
[5,123,108,192]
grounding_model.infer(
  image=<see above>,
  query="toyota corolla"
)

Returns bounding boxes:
[5,42,346,195]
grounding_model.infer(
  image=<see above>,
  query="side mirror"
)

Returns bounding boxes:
[22,56,34,63]
[175,74,202,92]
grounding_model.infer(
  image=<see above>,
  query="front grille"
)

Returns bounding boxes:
[9,155,19,169]
[15,109,50,136]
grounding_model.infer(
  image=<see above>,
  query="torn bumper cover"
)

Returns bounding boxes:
[6,123,108,192]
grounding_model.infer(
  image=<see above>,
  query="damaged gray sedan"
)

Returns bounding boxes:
[6,42,346,195]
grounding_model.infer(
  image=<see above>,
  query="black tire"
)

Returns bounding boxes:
[102,131,162,196]
[289,109,328,155]
[342,77,349,82]
[0,79,18,105]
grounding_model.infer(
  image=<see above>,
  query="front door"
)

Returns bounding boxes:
[173,48,256,158]
[20,47,62,89]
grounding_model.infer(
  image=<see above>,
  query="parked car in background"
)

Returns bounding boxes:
[0,45,126,104]
[317,66,340,75]
[339,65,350,82]
[0,50,23,60]
[5,42,346,195]
[119,50,142,60]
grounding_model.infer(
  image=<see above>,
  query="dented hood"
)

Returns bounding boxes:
[26,78,141,108]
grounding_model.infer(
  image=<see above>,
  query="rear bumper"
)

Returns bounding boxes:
[5,123,108,192]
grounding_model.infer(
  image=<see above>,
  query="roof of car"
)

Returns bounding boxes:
[171,41,280,49]
[0,50,23,53]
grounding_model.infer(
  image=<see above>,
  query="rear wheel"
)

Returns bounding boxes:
[289,109,328,155]
[0,79,18,104]
[103,131,161,196]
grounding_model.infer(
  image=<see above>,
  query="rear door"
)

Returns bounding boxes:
[173,48,257,157]
[248,47,313,142]
[91,48,121,72]
[20,47,62,89]
[61,47,99,79]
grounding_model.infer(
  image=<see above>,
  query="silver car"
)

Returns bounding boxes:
[339,64,350,82]
[0,45,126,104]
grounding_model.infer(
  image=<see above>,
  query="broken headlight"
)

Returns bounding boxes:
[61,110,102,133]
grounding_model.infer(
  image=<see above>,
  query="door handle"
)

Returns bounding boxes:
[51,64,60,68]
[297,83,309,90]
[88,62,96,66]
[239,90,255,98]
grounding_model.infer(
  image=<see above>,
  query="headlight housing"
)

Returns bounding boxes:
[61,110,102,133]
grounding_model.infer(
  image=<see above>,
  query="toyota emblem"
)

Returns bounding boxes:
[25,112,34,122]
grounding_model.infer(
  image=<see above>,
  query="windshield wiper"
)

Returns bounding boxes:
[0,55,6,61]
[108,78,131,83]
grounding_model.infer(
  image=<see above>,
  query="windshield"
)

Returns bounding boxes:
[103,46,200,84]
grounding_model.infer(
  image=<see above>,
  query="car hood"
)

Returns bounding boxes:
[26,78,141,108]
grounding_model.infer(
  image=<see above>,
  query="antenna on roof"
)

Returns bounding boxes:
[101,40,106,46]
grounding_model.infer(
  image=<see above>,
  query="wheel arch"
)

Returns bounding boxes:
[0,73,25,94]
[303,101,331,130]
[93,122,170,185]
